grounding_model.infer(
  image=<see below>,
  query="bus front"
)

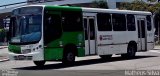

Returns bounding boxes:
[8,6,44,63]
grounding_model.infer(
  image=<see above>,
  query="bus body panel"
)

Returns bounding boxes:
[44,32,85,60]
[9,40,44,61]
[8,5,155,62]
[97,31,137,55]
[43,6,85,60]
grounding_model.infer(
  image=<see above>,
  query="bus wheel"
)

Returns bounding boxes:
[99,55,112,60]
[62,51,75,65]
[34,61,45,67]
[121,44,136,58]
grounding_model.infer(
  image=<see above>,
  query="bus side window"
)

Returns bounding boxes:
[62,11,82,32]
[147,15,152,31]
[44,11,62,44]
[127,14,136,31]
[83,18,88,40]
[97,13,112,31]
[112,14,126,31]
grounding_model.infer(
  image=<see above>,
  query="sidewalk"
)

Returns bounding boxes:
[0,56,9,62]
[0,46,9,62]
[154,45,160,50]
[0,46,8,49]
[0,42,8,49]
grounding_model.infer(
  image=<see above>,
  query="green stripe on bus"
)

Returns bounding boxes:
[44,5,82,12]
[44,32,85,60]
[44,48,63,60]
[8,44,21,54]
[77,48,85,57]
[46,32,84,48]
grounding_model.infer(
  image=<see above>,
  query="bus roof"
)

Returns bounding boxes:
[13,5,152,15]
[82,7,152,15]
[12,5,45,10]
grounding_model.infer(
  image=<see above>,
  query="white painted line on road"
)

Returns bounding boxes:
[0,58,9,62]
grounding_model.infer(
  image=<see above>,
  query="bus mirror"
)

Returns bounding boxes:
[4,15,11,30]
[6,16,13,42]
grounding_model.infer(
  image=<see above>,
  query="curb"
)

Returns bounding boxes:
[0,58,9,62]
[0,46,8,49]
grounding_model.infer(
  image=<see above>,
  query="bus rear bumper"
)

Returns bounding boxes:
[9,52,44,61]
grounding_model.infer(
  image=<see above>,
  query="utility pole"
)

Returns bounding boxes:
[158,21,160,43]
[107,0,116,9]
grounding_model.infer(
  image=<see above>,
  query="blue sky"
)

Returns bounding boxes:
[0,0,26,6]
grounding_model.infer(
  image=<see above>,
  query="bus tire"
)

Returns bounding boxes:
[62,46,76,65]
[121,44,136,58]
[62,51,75,65]
[34,61,45,67]
[99,55,112,60]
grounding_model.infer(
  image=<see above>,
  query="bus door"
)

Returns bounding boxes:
[137,17,147,51]
[83,16,96,55]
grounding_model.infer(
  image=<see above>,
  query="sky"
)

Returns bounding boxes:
[0,0,27,6]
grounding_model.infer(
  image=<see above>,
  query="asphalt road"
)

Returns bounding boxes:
[1,48,160,76]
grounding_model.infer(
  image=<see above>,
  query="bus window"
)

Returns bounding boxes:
[62,11,82,32]
[141,20,146,38]
[89,19,95,40]
[83,18,88,40]
[147,15,152,31]
[127,14,136,31]
[97,13,112,31]
[44,11,62,44]
[112,14,126,31]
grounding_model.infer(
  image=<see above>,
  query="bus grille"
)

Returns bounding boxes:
[14,56,32,60]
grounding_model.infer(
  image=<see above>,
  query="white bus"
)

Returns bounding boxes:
[8,5,154,66]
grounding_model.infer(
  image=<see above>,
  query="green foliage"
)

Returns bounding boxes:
[147,0,157,2]
[92,0,108,9]
[119,0,160,13]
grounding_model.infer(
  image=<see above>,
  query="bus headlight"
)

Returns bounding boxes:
[32,45,42,51]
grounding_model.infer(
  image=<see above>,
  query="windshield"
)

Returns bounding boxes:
[10,7,42,44]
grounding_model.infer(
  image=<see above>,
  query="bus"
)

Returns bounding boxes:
[8,5,155,66]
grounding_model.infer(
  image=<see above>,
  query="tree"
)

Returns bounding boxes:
[119,0,148,11]
[92,0,108,9]
[119,0,160,13]
[147,0,157,2]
